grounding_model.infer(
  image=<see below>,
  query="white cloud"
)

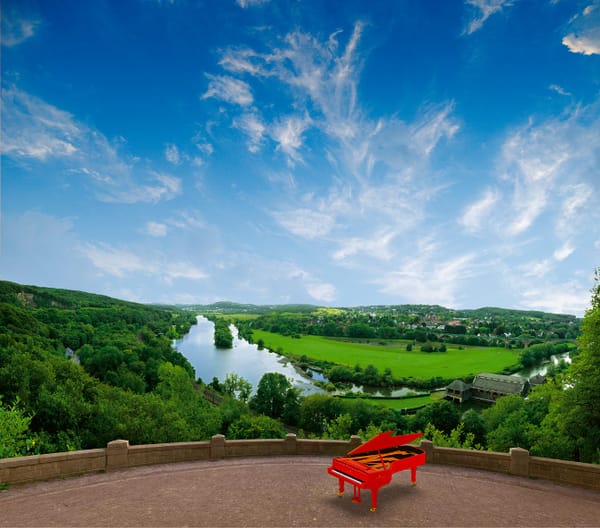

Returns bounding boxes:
[271,115,311,165]
[459,188,500,233]
[163,262,208,283]
[496,106,600,238]
[306,282,336,302]
[332,228,397,262]
[166,210,206,231]
[556,183,595,236]
[373,245,477,307]
[273,208,335,239]
[1,86,80,160]
[1,11,39,47]
[81,242,208,283]
[563,34,600,55]
[549,84,571,96]
[519,258,553,279]
[146,221,168,237]
[165,144,181,164]
[553,241,574,261]
[1,85,182,204]
[201,74,253,106]
[519,281,591,316]
[562,3,600,55]
[207,21,460,267]
[82,243,147,278]
[464,0,513,35]
[234,112,267,153]
[236,0,270,7]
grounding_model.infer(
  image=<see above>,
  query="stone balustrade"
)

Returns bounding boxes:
[1,435,599,491]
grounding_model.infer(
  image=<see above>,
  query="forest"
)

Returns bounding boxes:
[1,276,599,465]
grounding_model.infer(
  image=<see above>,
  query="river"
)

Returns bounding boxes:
[175,316,570,396]
[174,316,324,394]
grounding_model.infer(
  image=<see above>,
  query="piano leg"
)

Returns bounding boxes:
[411,466,417,486]
[337,479,344,497]
[370,487,378,512]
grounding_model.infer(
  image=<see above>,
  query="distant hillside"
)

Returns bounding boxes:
[188,300,580,322]
[0,280,150,310]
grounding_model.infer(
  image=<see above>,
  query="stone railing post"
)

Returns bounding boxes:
[210,434,225,459]
[106,439,129,471]
[349,435,362,451]
[284,433,297,455]
[420,439,434,462]
[510,447,530,477]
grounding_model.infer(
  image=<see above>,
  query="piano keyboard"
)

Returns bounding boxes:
[329,468,364,485]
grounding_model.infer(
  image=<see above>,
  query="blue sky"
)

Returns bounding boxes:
[1,0,599,315]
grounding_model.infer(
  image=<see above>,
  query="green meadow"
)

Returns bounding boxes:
[252,330,521,380]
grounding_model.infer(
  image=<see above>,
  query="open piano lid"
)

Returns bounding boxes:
[348,430,423,455]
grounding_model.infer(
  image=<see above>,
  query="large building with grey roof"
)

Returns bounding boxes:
[445,373,531,404]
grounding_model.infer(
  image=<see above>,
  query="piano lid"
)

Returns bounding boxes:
[347,430,423,456]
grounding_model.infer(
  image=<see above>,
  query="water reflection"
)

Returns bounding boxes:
[175,316,323,395]
[514,351,571,378]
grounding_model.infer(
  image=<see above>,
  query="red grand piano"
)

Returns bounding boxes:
[327,431,426,512]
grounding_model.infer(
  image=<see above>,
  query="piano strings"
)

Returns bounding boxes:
[347,449,412,468]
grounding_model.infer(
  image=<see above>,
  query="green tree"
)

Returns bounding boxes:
[227,414,285,439]
[461,409,487,446]
[424,423,478,449]
[213,319,233,349]
[413,400,460,434]
[322,413,353,440]
[250,373,298,422]
[0,397,35,458]
[551,270,600,462]
[222,373,252,403]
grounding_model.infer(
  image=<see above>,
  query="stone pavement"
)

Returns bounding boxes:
[1,456,599,527]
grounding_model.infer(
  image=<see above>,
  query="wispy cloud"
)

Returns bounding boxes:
[519,280,591,315]
[549,84,571,96]
[332,228,397,262]
[1,86,80,160]
[234,112,267,153]
[460,102,600,240]
[203,18,461,305]
[201,74,254,106]
[562,3,600,55]
[272,208,336,239]
[373,238,478,307]
[463,0,513,35]
[1,10,40,47]
[81,242,208,283]
[459,188,500,233]
[556,183,592,237]
[165,144,181,164]
[271,115,311,165]
[236,0,271,8]
[306,281,336,302]
[1,85,182,204]
[146,221,168,237]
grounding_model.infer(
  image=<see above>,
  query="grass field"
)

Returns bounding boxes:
[252,330,521,380]
[358,394,436,410]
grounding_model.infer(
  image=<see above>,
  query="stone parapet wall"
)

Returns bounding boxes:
[420,440,512,473]
[1,435,598,491]
[0,448,105,485]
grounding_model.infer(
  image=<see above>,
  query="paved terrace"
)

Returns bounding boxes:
[1,456,600,527]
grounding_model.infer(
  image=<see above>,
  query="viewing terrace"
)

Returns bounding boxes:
[1,435,599,527]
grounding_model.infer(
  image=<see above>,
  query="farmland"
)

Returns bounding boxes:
[251,330,521,381]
